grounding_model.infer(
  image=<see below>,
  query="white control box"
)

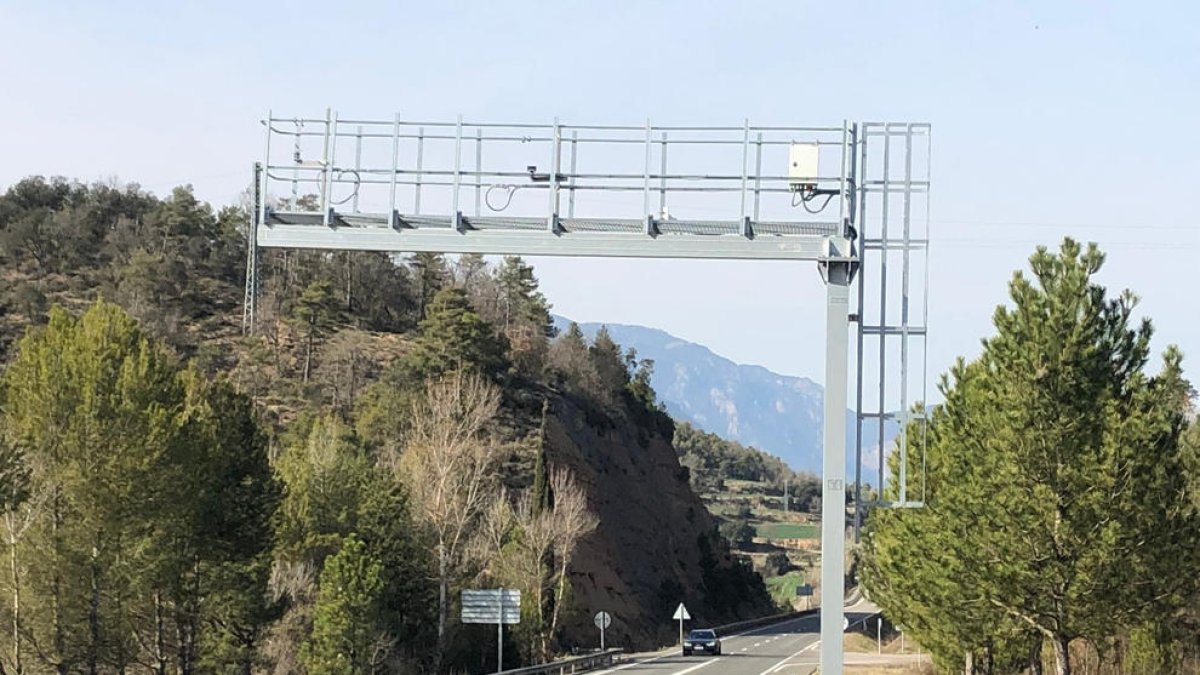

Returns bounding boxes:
[788,142,820,190]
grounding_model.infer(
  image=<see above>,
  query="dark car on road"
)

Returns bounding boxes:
[682,628,722,656]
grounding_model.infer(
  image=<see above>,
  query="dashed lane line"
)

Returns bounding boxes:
[672,658,719,674]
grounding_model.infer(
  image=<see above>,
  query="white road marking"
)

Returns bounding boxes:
[671,658,719,674]
[760,638,821,675]
[597,600,877,675]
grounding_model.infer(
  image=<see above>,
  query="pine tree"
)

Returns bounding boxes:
[403,286,509,379]
[861,240,1200,675]
[494,257,552,375]
[547,323,602,403]
[302,536,387,675]
[408,252,448,319]
[292,279,341,382]
[588,327,629,407]
[355,483,438,668]
[1,301,281,674]
[495,257,551,332]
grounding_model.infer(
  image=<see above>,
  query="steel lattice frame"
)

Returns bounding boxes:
[242,111,931,675]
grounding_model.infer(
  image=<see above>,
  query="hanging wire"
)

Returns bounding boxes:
[485,184,520,211]
[792,188,837,214]
[328,169,361,206]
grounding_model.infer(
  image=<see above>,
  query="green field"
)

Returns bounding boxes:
[755,522,820,540]
[765,571,808,604]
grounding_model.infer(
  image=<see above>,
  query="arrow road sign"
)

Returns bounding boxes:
[672,603,691,621]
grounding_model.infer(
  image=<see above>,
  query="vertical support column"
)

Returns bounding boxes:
[739,119,751,237]
[414,126,425,215]
[452,115,464,231]
[242,162,262,336]
[568,130,578,219]
[877,129,891,494]
[852,124,866,543]
[642,119,653,233]
[496,592,504,673]
[321,109,338,227]
[820,253,855,675]
[548,118,561,232]
[898,124,914,506]
[389,113,400,228]
[753,131,763,222]
[658,131,668,217]
[353,125,363,213]
[475,128,484,218]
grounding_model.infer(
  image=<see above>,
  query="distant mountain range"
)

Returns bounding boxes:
[555,317,899,476]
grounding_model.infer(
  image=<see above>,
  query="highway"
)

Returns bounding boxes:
[594,599,879,675]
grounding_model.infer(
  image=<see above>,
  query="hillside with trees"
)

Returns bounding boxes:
[0,176,774,674]
[861,240,1200,675]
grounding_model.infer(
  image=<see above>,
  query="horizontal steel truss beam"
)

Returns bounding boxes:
[259,211,853,261]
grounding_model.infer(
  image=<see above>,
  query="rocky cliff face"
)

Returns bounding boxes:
[541,392,773,651]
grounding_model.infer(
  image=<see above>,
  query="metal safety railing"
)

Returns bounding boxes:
[496,649,624,675]
[259,110,855,237]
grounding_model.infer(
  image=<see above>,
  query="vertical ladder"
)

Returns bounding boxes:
[853,123,932,540]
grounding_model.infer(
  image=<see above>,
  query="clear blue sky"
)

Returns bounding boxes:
[2,1,1197,399]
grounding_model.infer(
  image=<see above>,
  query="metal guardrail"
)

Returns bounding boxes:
[497,649,624,674]
[493,589,864,674]
[709,586,863,636]
[712,608,816,635]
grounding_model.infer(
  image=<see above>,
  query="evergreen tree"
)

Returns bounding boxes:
[1,301,280,674]
[173,369,280,674]
[589,327,628,394]
[495,257,552,332]
[302,536,387,675]
[292,279,341,382]
[355,483,438,669]
[408,252,448,319]
[861,240,1200,675]
[273,416,374,570]
[494,257,552,375]
[402,286,509,379]
[547,323,602,404]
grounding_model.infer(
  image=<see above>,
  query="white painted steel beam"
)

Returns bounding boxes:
[257,223,845,261]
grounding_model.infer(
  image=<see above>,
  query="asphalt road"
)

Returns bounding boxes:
[593,599,878,675]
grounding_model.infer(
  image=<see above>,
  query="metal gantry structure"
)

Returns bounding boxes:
[854,124,932,534]
[244,111,930,675]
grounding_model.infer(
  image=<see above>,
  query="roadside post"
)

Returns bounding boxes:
[594,611,612,650]
[462,589,520,673]
[673,603,691,645]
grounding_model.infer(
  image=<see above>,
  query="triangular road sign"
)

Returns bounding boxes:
[672,603,690,621]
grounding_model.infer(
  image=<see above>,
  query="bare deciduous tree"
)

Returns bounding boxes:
[387,373,502,674]
[545,467,598,653]
[492,465,598,664]
[497,490,557,662]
